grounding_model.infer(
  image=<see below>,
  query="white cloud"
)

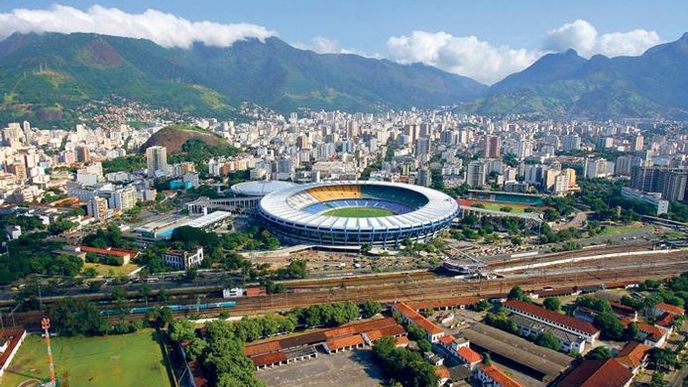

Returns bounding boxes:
[386,31,540,84]
[0,4,276,49]
[294,36,367,56]
[293,36,342,54]
[544,19,660,57]
[385,21,662,84]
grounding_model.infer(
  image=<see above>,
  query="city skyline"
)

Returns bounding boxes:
[0,1,685,83]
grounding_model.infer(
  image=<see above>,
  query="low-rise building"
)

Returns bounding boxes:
[0,329,27,378]
[504,300,600,344]
[654,302,685,317]
[557,358,633,387]
[392,302,445,342]
[162,247,204,270]
[637,322,670,347]
[615,341,651,374]
[475,363,523,387]
[509,314,587,354]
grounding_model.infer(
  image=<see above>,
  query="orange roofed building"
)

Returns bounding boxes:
[392,302,445,342]
[475,363,523,387]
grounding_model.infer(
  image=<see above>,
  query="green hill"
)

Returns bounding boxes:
[0,32,486,127]
[140,124,228,154]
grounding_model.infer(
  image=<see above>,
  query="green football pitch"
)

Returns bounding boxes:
[1,329,170,387]
[322,207,395,217]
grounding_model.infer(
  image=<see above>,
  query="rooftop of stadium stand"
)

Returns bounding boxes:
[230,180,297,197]
[259,181,458,231]
[184,211,232,228]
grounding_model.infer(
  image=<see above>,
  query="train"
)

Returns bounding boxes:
[100,300,237,316]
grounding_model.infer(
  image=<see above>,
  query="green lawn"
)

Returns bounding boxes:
[1,329,169,387]
[599,224,651,237]
[475,201,533,214]
[322,207,395,218]
[83,262,140,277]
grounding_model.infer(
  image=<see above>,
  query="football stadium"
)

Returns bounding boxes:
[258,181,459,247]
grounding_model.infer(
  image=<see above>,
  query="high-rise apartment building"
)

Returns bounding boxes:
[146,146,168,178]
[466,161,487,188]
[484,135,501,158]
[416,168,432,187]
[562,134,581,152]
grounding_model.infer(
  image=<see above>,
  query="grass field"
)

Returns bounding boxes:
[322,207,395,218]
[599,224,652,237]
[1,329,169,387]
[475,201,534,214]
[83,262,140,276]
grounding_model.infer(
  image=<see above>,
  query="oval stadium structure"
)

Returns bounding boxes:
[258,181,459,247]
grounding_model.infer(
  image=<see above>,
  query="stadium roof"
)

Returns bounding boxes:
[259,180,458,231]
[231,180,296,197]
[185,211,232,228]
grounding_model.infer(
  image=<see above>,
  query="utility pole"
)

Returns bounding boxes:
[42,317,57,386]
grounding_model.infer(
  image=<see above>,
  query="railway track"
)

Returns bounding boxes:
[8,246,687,328]
[484,243,652,268]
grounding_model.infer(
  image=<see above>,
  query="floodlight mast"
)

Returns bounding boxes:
[41,317,56,384]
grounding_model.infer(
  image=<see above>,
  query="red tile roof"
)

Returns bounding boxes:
[394,336,410,347]
[615,341,650,370]
[325,317,398,339]
[244,340,282,357]
[438,335,454,346]
[436,366,450,380]
[457,346,482,364]
[558,359,633,387]
[251,351,287,367]
[610,302,637,316]
[504,300,599,335]
[375,324,406,338]
[393,302,444,335]
[479,364,523,387]
[245,287,266,297]
[0,329,25,370]
[325,335,364,351]
[656,312,675,328]
[405,296,481,310]
[638,322,665,342]
[80,245,136,257]
[656,302,685,315]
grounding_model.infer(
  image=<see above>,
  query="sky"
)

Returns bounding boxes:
[0,1,685,84]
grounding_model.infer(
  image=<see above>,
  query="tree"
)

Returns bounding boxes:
[535,332,561,351]
[625,322,640,341]
[147,306,173,328]
[139,284,152,306]
[49,297,108,336]
[474,299,491,312]
[586,346,613,360]
[373,337,438,387]
[482,352,492,365]
[170,319,196,342]
[594,312,625,340]
[183,268,198,282]
[508,286,529,302]
[575,296,611,313]
[417,338,432,353]
[650,348,678,371]
[543,297,561,312]
[650,372,666,387]
[361,300,382,318]
[83,267,98,278]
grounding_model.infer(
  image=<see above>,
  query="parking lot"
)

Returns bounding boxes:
[258,348,385,387]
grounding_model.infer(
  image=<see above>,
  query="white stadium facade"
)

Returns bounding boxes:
[258,181,458,247]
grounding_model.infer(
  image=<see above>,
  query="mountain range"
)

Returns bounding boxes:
[0,31,686,126]
[470,33,688,119]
